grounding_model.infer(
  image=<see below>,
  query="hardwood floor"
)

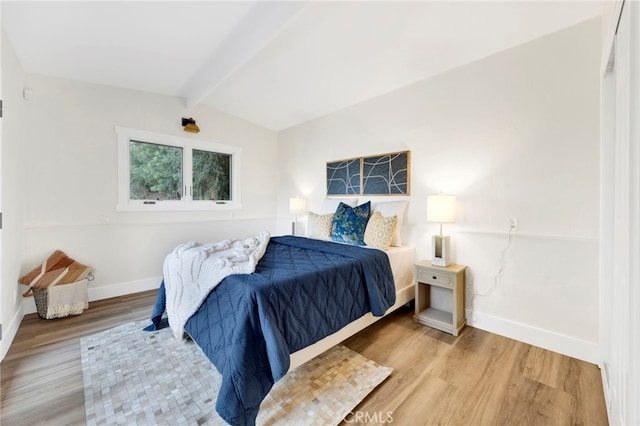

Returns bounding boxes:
[1,291,156,425]
[341,314,608,426]
[1,291,608,425]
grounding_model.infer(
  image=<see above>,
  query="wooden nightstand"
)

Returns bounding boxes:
[414,261,467,336]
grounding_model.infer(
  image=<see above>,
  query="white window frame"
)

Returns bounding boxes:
[116,126,242,212]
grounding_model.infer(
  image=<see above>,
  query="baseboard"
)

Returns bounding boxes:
[0,304,25,362]
[23,276,162,315]
[466,309,599,364]
[601,367,622,425]
[87,276,162,302]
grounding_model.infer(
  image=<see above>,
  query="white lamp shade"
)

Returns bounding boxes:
[289,197,307,215]
[427,194,456,223]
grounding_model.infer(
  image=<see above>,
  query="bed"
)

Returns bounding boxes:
[289,242,415,369]
[149,206,415,425]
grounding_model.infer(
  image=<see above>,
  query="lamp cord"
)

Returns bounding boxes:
[471,226,514,300]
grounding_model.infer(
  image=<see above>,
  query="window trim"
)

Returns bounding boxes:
[116,126,242,212]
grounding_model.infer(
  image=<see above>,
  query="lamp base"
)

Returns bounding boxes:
[431,235,451,267]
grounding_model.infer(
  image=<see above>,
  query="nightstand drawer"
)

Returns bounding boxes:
[417,270,453,288]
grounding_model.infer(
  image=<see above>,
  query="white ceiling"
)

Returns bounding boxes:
[2,1,603,131]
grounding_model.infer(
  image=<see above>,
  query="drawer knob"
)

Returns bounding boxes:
[432,275,437,280]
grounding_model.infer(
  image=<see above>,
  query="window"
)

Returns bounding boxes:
[116,127,241,211]
[129,141,183,201]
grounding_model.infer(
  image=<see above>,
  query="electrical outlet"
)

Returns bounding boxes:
[509,217,518,231]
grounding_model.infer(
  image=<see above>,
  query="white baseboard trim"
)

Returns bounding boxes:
[466,309,599,364]
[23,276,162,315]
[0,306,25,362]
[88,276,162,302]
[601,368,621,426]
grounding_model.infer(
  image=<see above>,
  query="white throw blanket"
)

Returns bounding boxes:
[163,231,270,338]
[44,279,89,319]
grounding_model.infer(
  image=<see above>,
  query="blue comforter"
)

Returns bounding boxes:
[153,236,395,426]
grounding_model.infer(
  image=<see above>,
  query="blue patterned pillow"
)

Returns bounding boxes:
[330,201,371,246]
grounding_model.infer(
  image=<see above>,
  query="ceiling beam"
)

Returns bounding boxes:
[182,1,308,110]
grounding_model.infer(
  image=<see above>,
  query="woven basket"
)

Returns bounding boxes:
[32,279,89,319]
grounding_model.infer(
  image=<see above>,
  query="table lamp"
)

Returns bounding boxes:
[289,197,307,236]
[427,194,456,267]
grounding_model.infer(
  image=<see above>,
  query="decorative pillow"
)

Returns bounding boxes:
[330,201,371,246]
[307,212,334,240]
[364,212,398,251]
[372,200,408,246]
[321,198,358,214]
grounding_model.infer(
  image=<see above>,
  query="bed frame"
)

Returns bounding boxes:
[289,278,415,370]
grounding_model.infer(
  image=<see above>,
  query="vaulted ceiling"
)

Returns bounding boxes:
[2,1,603,131]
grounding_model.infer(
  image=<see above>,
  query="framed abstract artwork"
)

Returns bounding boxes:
[362,151,410,195]
[326,150,410,196]
[326,157,361,195]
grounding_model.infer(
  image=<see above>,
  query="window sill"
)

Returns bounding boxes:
[115,202,242,212]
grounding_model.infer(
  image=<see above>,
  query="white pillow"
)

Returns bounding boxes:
[372,200,408,246]
[320,198,358,214]
[364,212,398,251]
[306,212,334,240]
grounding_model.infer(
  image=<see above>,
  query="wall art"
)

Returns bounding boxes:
[326,157,361,195]
[326,150,410,196]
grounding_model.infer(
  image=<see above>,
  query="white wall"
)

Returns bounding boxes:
[1,31,28,360]
[16,73,280,313]
[277,18,601,362]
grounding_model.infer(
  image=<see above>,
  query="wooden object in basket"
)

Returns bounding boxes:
[19,250,94,297]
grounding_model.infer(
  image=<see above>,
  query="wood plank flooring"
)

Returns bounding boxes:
[341,314,608,425]
[1,290,608,425]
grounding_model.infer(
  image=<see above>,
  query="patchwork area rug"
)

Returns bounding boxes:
[80,321,392,425]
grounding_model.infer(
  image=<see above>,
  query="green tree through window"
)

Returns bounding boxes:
[130,141,182,200]
[193,150,231,200]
